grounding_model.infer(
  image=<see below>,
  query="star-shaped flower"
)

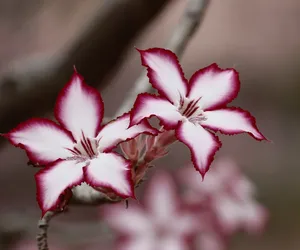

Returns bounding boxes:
[103,171,198,250]
[130,48,266,177]
[4,69,157,215]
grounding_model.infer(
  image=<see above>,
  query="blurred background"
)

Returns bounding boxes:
[0,0,299,249]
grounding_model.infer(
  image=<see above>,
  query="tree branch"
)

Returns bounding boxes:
[115,0,210,117]
[0,0,170,138]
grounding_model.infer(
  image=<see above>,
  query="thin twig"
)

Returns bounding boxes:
[115,0,210,117]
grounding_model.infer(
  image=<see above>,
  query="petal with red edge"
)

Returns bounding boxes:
[144,171,178,221]
[201,108,266,140]
[138,48,188,105]
[35,159,85,215]
[97,112,158,152]
[176,121,222,178]
[188,64,240,110]
[104,203,152,234]
[130,93,183,129]
[5,118,74,165]
[55,69,104,141]
[84,153,134,198]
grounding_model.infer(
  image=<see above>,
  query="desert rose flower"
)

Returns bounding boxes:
[103,171,198,250]
[3,69,157,215]
[130,48,266,177]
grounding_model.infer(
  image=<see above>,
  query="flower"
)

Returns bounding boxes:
[102,171,198,250]
[178,158,268,236]
[4,69,157,215]
[130,48,267,177]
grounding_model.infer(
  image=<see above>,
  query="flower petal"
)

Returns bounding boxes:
[188,64,240,110]
[120,238,153,250]
[84,153,134,198]
[197,233,225,250]
[138,48,188,105]
[5,118,74,165]
[214,196,242,234]
[97,112,158,152]
[144,171,179,221]
[243,202,268,234]
[55,69,104,141]
[201,108,266,140]
[176,121,222,178]
[159,236,189,250]
[103,203,152,235]
[130,93,183,129]
[35,159,85,215]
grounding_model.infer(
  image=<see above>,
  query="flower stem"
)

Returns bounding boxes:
[36,211,57,250]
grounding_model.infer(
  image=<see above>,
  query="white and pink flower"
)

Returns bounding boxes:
[102,171,198,250]
[178,158,268,236]
[130,48,266,177]
[4,69,157,215]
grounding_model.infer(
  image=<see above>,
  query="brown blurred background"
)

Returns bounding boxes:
[0,0,299,249]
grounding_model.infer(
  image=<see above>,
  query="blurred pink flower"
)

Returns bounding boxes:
[129,48,266,178]
[102,171,199,250]
[196,232,226,250]
[178,158,268,236]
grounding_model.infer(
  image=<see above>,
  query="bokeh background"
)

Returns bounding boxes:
[0,0,299,249]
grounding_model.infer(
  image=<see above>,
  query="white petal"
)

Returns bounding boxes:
[6,118,74,165]
[104,203,152,234]
[55,70,104,141]
[144,171,178,222]
[201,108,266,140]
[121,237,153,250]
[188,64,240,110]
[159,236,189,250]
[138,48,188,105]
[130,93,183,129]
[243,202,268,234]
[97,113,157,152]
[173,213,200,236]
[35,160,85,215]
[84,153,133,198]
[176,121,222,178]
[214,195,242,233]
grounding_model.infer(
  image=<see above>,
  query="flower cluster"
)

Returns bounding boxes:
[103,159,268,250]
[178,158,268,250]
[2,47,266,223]
[102,170,198,250]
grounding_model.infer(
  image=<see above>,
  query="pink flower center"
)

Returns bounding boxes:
[68,131,98,159]
[179,96,207,124]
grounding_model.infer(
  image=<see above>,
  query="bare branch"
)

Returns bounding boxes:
[115,0,210,117]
